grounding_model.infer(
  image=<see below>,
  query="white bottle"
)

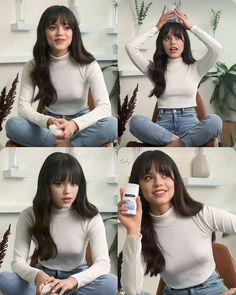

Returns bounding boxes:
[123,183,139,215]
[42,283,52,295]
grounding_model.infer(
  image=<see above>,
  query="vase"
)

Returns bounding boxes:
[16,0,25,23]
[70,0,81,24]
[191,148,210,178]
[112,4,118,28]
[135,23,142,36]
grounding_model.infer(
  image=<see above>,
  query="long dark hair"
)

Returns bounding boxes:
[30,152,98,261]
[148,22,195,98]
[31,5,95,106]
[129,150,203,276]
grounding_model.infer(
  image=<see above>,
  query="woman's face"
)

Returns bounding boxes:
[162,30,184,59]
[50,176,79,209]
[139,163,175,215]
[46,18,73,57]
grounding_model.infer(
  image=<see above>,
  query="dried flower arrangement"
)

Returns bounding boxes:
[135,0,152,25]
[118,84,138,141]
[0,225,11,268]
[210,9,222,36]
[0,74,19,132]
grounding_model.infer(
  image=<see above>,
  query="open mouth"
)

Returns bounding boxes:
[62,197,72,202]
[170,47,178,53]
[153,189,167,197]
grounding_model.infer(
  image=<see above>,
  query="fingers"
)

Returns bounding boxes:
[161,5,167,14]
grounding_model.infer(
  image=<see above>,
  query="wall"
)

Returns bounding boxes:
[0,147,118,274]
[118,147,236,294]
[118,0,236,146]
[0,0,118,145]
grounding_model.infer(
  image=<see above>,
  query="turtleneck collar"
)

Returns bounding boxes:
[49,52,70,62]
[167,57,183,64]
[150,206,178,227]
[51,205,73,217]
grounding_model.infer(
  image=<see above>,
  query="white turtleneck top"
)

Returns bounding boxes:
[121,205,236,295]
[126,25,222,109]
[18,53,111,131]
[11,206,110,288]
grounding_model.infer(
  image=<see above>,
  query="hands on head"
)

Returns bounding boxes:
[118,188,142,238]
[35,271,78,295]
[156,6,193,31]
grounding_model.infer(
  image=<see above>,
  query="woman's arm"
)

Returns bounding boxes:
[72,61,111,132]
[11,207,44,284]
[196,205,236,234]
[126,7,175,74]
[118,194,144,295]
[70,214,110,288]
[18,60,51,128]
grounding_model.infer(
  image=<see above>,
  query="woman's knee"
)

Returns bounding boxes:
[207,114,223,135]
[99,274,118,295]
[129,115,147,134]
[105,117,118,140]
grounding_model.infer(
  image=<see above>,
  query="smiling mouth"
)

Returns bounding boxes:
[153,190,167,197]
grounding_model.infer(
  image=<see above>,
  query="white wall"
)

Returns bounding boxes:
[0,0,118,145]
[0,147,118,274]
[118,147,236,294]
[118,0,236,146]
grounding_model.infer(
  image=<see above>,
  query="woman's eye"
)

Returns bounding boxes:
[48,25,56,30]
[144,175,152,181]
[71,182,78,187]
[64,25,71,30]
[54,181,63,186]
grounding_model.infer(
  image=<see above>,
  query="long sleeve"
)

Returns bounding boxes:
[11,207,41,284]
[18,60,51,128]
[126,27,158,74]
[190,25,222,78]
[121,235,144,295]
[195,204,236,234]
[71,214,110,288]
[72,61,111,131]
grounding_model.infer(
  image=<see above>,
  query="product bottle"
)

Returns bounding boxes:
[191,148,210,178]
[123,183,139,215]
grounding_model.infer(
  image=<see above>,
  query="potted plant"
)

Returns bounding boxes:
[134,0,152,35]
[201,62,236,146]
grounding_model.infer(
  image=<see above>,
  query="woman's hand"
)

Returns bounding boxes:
[221,289,236,295]
[55,119,79,139]
[43,277,78,295]
[175,9,193,30]
[47,117,59,128]
[35,271,51,295]
[156,6,175,31]
[118,188,142,237]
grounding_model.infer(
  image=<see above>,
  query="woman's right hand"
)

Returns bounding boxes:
[156,6,175,31]
[47,117,59,128]
[118,188,142,238]
[35,271,51,295]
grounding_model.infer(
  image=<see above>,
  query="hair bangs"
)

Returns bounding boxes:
[44,6,75,29]
[163,24,185,42]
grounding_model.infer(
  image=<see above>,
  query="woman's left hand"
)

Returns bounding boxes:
[44,277,78,295]
[55,119,79,139]
[175,9,193,30]
[221,289,236,295]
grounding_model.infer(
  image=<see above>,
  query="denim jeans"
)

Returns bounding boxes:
[0,264,117,295]
[6,108,117,147]
[163,271,227,295]
[129,108,222,147]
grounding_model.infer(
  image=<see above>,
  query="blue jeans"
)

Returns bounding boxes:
[129,108,222,147]
[0,264,117,295]
[5,108,117,147]
[163,271,227,295]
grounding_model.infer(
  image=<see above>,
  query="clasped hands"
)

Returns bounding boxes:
[47,117,79,139]
[156,6,193,31]
[35,271,78,295]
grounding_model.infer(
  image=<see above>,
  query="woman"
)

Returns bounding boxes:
[0,152,117,295]
[118,150,236,295]
[6,5,117,147]
[126,7,222,147]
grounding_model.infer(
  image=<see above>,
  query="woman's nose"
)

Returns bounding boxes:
[56,26,63,36]
[63,184,71,194]
[154,175,163,186]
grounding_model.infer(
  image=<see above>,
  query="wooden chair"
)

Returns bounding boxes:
[156,242,236,295]
[127,92,218,147]
[5,89,113,147]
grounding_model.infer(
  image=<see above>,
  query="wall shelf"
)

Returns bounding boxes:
[106,176,117,184]
[105,27,117,35]
[11,22,35,31]
[119,69,144,77]
[3,168,29,179]
[183,177,223,187]
[0,205,30,213]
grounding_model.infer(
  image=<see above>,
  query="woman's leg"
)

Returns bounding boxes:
[129,115,174,146]
[180,114,222,147]
[75,274,117,295]
[0,272,35,295]
[71,117,117,147]
[5,117,56,147]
